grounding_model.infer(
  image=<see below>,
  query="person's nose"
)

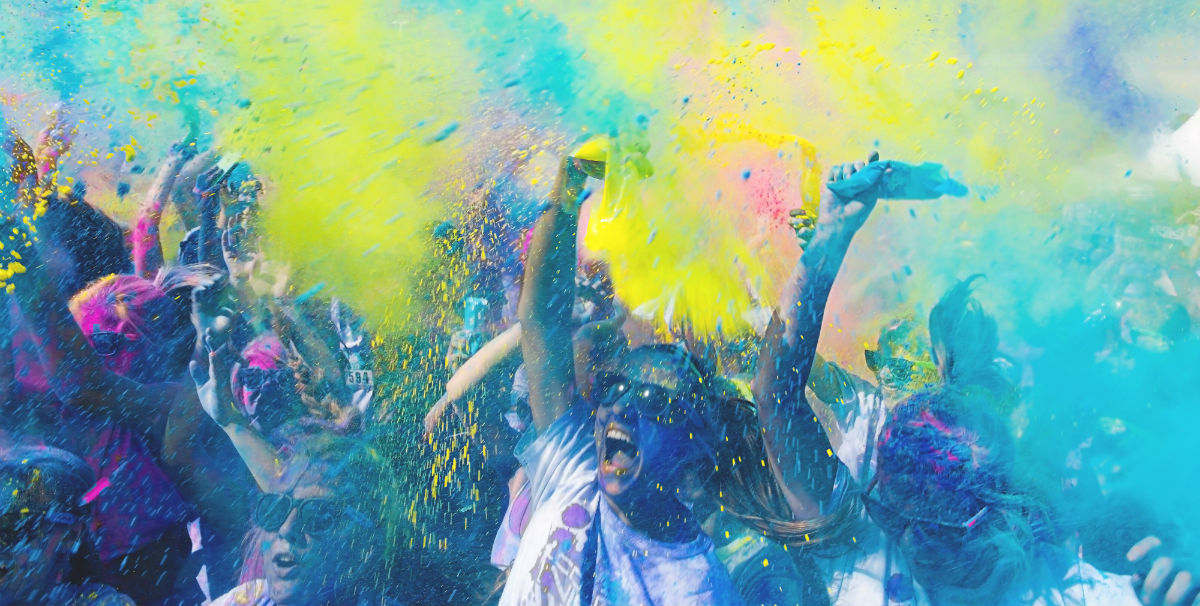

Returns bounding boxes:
[277,507,306,546]
[608,397,627,415]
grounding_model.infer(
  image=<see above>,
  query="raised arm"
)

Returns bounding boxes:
[189,323,285,492]
[425,322,523,436]
[133,143,194,278]
[518,156,595,432]
[33,106,71,185]
[752,153,883,518]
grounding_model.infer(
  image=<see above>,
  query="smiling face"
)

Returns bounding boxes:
[593,347,710,504]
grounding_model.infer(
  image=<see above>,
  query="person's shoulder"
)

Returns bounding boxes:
[209,579,270,606]
[517,400,593,454]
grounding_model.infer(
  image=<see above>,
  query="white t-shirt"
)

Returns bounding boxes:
[1022,558,1140,606]
[499,403,742,606]
[812,519,930,606]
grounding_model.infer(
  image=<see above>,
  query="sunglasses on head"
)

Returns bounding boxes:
[238,367,291,391]
[861,474,988,540]
[90,331,134,357]
[864,349,937,382]
[253,493,365,536]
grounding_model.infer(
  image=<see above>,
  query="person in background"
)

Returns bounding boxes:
[205,431,403,606]
[0,445,133,606]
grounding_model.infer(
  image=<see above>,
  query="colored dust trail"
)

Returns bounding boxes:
[0,0,1198,567]
[209,2,480,332]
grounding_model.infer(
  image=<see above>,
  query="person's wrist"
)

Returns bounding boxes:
[811,221,855,250]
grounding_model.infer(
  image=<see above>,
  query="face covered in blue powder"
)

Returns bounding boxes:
[592,345,715,505]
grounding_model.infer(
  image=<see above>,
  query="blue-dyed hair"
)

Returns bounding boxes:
[876,389,1059,601]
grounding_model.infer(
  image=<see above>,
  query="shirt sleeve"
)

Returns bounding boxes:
[515,402,597,514]
[808,359,881,484]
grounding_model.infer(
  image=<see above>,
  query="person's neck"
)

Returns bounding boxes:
[604,489,699,543]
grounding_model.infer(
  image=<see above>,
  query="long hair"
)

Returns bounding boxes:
[268,304,361,431]
[704,393,863,551]
[928,276,1019,414]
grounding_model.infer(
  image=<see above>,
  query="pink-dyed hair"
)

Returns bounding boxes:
[68,274,167,336]
[241,333,288,370]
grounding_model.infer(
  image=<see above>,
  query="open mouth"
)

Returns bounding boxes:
[602,425,639,475]
[271,552,300,578]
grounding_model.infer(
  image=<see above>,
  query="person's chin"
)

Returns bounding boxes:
[266,562,307,605]
[267,575,303,606]
[599,459,642,498]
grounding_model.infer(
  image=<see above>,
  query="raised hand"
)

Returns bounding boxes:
[34,104,72,181]
[816,150,884,237]
[189,327,247,429]
[1128,536,1198,606]
[788,208,817,251]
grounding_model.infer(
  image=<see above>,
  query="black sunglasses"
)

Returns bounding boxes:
[593,371,697,424]
[238,367,291,391]
[253,493,361,536]
[861,474,989,540]
[90,331,133,357]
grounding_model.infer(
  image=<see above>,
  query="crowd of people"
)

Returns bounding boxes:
[0,104,1198,606]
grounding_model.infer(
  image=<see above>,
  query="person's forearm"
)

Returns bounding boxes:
[759,227,853,403]
[519,162,587,431]
[133,156,185,278]
[752,227,854,518]
[444,323,522,403]
[222,423,285,491]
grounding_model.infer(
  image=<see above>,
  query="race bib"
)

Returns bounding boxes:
[345,369,374,388]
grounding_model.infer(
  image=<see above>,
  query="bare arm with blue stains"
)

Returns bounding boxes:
[753,152,884,519]
[519,156,594,432]
[133,142,194,279]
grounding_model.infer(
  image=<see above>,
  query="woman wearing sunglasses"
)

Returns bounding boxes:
[208,433,401,606]
[498,150,743,606]
[866,388,1151,606]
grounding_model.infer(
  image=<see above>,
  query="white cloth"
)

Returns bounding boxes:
[1019,557,1140,606]
[499,403,741,606]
